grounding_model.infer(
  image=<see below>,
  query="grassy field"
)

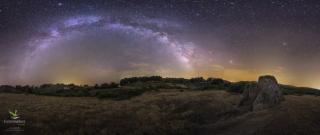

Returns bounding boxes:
[1,90,320,135]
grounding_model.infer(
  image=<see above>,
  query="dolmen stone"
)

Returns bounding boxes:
[239,75,285,111]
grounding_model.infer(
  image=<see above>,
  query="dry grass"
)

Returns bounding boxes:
[1,91,320,135]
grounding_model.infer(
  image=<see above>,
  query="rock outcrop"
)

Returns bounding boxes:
[239,75,284,111]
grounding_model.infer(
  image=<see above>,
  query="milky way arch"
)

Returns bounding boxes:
[19,15,202,84]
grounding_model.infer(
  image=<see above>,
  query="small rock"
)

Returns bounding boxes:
[239,83,258,107]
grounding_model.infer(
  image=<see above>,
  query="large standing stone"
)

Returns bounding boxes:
[239,75,284,111]
[253,75,284,111]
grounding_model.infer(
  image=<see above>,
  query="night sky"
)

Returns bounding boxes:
[1,0,320,88]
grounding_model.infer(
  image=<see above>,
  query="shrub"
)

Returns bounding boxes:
[120,76,162,86]
[280,85,320,96]
[228,81,256,93]
[100,82,119,89]
[189,77,205,83]
[97,88,147,100]
[162,78,188,84]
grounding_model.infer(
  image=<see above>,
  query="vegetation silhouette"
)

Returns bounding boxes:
[0,76,319,100]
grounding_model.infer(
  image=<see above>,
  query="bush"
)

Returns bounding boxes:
[280,85,320,96]
[97,88,147,100]
[228,81,256,93]
[162,78,188,84]
[120,76,162,86]
[189,77,205,83]
[100,82,119,89]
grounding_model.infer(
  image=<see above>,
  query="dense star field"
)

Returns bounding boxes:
[0,0,320,88]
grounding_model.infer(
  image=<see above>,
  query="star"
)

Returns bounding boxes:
[229,60,234,65]
[0,0,319,89]
[282,42,288,46]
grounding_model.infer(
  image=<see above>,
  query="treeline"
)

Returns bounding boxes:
[0,82,119,93]
[0,76,236,99]
[120,76,232,90]
[0,82,123,99]
[119,76,320,96]
[120,76,229,85]
[1,76,320,99]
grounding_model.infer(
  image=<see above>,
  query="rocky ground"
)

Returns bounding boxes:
[1,90,320,135]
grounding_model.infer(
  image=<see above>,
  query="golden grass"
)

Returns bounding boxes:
[1,91,320,135]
